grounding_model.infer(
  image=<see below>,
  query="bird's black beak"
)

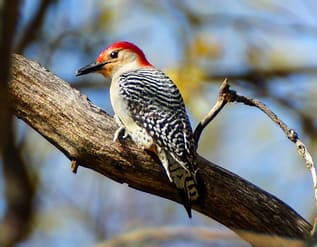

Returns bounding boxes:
[75,61,107,76]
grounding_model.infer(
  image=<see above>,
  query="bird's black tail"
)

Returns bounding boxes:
[168,161,200,218]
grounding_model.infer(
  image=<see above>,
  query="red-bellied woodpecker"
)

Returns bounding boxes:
[76,41,200,217]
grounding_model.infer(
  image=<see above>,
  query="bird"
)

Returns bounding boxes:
[76,41,200,217]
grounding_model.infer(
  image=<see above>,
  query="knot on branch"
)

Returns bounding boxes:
[287,129,298,143]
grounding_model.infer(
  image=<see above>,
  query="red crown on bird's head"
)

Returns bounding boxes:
[96,41,152,67]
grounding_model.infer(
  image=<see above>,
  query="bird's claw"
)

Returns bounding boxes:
[113,126,128,143]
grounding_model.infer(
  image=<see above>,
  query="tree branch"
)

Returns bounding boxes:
[14,0,56,54]
[94,226,240,247]
[9,54,312,246]
[195,79,317,209]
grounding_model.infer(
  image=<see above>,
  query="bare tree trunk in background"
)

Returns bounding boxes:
[9,54,312,247]
[0,1,35,247]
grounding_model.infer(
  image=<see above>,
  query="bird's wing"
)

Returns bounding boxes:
[119,68,196,167]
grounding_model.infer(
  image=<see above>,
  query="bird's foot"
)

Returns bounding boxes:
[113,126,129,143]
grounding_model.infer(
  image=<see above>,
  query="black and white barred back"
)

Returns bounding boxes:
[118,68,200,217]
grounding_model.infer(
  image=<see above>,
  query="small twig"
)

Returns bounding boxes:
[71,159,79,174]
[195,78,317,209]
[194,79,233,146]
[233,92,317,209]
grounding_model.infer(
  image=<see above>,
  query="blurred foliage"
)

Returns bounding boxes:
[1,0,317,246]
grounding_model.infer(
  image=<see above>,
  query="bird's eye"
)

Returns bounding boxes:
[110,51,119,59]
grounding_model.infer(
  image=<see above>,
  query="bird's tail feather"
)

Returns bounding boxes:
[168,161,200,218]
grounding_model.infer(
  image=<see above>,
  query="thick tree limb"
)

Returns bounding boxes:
[9,54,312,246]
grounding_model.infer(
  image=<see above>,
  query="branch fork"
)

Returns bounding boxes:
[194,78,317,243]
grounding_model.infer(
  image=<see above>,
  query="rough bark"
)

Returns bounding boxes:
[9,54,312,247]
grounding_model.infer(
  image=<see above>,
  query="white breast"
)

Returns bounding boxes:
[110,73,154,150]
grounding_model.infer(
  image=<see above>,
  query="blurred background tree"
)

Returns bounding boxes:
[1,0,317,246]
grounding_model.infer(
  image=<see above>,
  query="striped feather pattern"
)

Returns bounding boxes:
[117,68,200,216]
[119,68,196,165]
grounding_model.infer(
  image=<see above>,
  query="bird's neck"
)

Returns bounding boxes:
[112,61,153,79]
